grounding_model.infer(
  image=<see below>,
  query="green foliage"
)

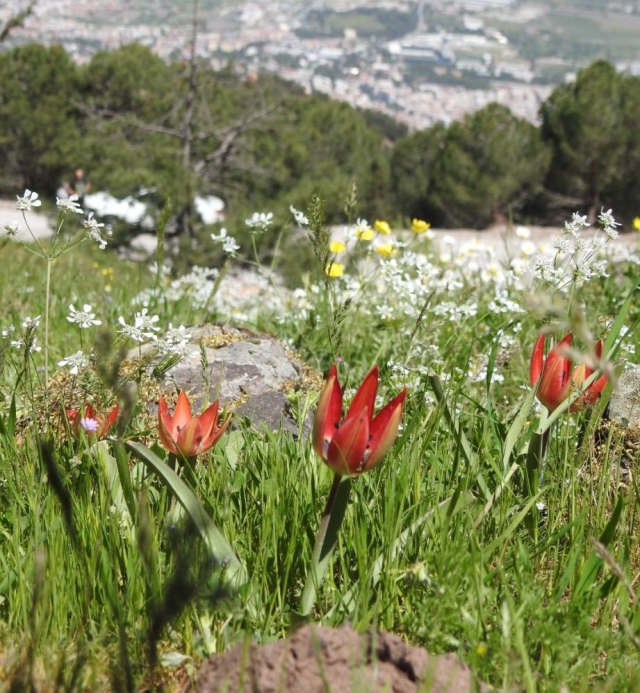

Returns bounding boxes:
[392,105,550,227]
[540,60,636,221]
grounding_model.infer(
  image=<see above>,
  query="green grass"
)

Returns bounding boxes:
[0,211,639,690]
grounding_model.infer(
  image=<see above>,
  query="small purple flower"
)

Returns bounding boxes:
[80,417,99,433]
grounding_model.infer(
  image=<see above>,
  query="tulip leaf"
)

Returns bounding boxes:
[298,474,352,619]
[126,441,246,588]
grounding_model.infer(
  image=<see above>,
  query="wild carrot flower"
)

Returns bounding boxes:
[83,213,110,249]
[4,221,20,236]
[58,351,89,375]
[313,364,407,476]
[158,390,230,457]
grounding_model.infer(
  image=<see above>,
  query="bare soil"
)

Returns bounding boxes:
[197,624,488,693]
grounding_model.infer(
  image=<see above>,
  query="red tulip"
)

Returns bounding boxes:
[530,332,608,412]
[569,339,608,412]
[66,403,120,439]
[158,390,230,457]
[313,364,407,476]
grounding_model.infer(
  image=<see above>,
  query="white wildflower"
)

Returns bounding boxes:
[58,351,89,375]
[16,190,41,211]
[83,213,111,250]
[56,194,83,215]
[67,304,101,329]
[118,308,160,343]
[290,205,309,226]
[245,212,273,233]
[4,221,21,236]
[211,227,240,254]
[515,226,531,239]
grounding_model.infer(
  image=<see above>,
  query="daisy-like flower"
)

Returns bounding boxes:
[16,190,41,211]
[375,241,397,257]
[374,220,392,235]
[118,308,160,343]
[67,304,101,329]
[515,226,531,239]
[633,217,640,231]
[354,218,374,241]
[325,262,345,278]
[290,205,309,226]
[245,212,273,233]
[83,213,111,250]
[412,219,431,234]
[4,221,21,236]
[330,240,346,253]
[56,194,83,215]
[58,351,90,375]
[211,228,240,254]
[80,417,100,433]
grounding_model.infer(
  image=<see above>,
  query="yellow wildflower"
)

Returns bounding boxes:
[374,220,391,235]
[325,262,344,278]
[476,644,488,657]
[633,216,640,231]
[355,228,374,241]
[412,218,431,234]
[375,242,397,257]
[329,240,346,253]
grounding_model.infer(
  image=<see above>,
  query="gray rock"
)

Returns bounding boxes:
[609,364,640,430]
[132,324,314,436]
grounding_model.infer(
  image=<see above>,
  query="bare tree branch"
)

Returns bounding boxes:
[0,0,37,43]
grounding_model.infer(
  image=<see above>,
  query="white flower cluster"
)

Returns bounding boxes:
[56,194,83,216]
[245,212,273,233]
[211,228,240,254]
[156,324,194,358]
[83,213,112,250]
[67,304,102,329]
[117,308,160,343]
[290,205,309,227]
[4,221,21,237]
[58,350,90,375]
[5,315,42,354]
[16,190,41,211]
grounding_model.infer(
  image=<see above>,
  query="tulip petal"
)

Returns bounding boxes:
[529,333,545,386]
[363,389,407,472]
[570,374,608,412]
[326,407,369,476]
[201,411,232,454]
[537,333,572,411]
[158,396,178,454]
[172,390,192,437]
[176,416,203,457]
[312,365,343,459]
[346,365,379,422]
[198,400,220,443]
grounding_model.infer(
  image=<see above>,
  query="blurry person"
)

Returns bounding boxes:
[65,168,91,206]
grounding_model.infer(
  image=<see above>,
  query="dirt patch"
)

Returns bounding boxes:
[197,624,487,692]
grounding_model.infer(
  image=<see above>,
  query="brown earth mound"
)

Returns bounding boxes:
[197,624,487,692]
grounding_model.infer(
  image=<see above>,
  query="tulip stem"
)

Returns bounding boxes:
[298,473,351,618]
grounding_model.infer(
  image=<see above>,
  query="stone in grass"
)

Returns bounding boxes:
[197,623,489,693]
[131,324,317,436]
[609,364,640,431]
